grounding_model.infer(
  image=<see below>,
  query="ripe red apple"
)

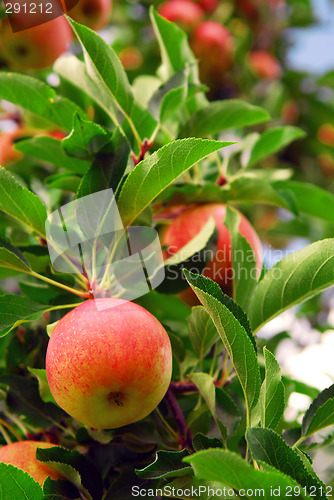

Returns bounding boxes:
[0,441,63,486]
[163,203,263,306]
[248,51,282,80]
[46,298,172,429]
[190,21,234,85]
[65,0,112,31]
[158,0,203,31]
[0,16,72,70]
[318,123,334,147]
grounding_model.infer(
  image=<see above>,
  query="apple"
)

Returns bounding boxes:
[0,128,23,165]
[65,0,112,31]
[169,0,218,13]
[158,0,203,31]
[190,21,234,85]
[162,203,263,306]
[248,50,282,80]
[46,298,172,429]
[0,441,62,486]
[0,16,72,70]
[119,47,143,71]
[318,123,334,147]
[318,154,334,177]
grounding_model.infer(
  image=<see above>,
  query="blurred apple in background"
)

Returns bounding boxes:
[158,0,203,31]
[190,21,234,85]
[65,0,112,30]
[248,50,282,80]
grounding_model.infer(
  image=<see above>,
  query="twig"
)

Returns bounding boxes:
[165,387,194,452]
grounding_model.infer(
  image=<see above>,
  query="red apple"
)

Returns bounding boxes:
[190,21,234,85]
[65,0,112,31]
[163,203,263,306]
[318,123,334,147]
[119,47,143,71]
[0,16,72,70]
[0,128,23,165]
[0,441,63,486]
[196,0,219,13]
[170,0,218,13]
[318,154,334,177]
[248,51,282,80]
[46,298,172,429]
[158,0,203,31]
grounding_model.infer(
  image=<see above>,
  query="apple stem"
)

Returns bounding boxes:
[131,138,153,165]
[165,387,194,452]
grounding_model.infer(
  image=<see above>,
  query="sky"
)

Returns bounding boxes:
[286,0,334,74]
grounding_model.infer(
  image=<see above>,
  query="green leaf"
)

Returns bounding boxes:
[149,7,206,114]
[54,55,118,124]
[246,428,326,498]
[135,450,191,479]
[148,67,189,123]
[259,347,285,429]
[248,239,334,333]
[273,180,334,224]
[0,167,47,236]
[0,375,66,428]
[191,372,227,441]
[224,206,258,310]
[180,100,270,138]
[0,73,86,132]
[62,113,113,159]
[192,433,223,451]
[14,136,90,174]
[184,271,261,420]
[76,127,130,199]
[302,384,334,439]
[187,306,219,360]
[37,446,103,500]
[0,238,31,273]
[28,367,58,405]
[0,294,48,337]
[46,173,81,192]
[184,449,312,499]
[118,138,232,226]
[68,19,134,127]
[0,463,43,500]
[247,126,306,167]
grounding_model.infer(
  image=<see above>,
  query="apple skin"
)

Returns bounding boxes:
[163,203,262,306]
[0,128,23,165]
[0,16,72,70]
[66,0,112,31]
[0,441,63,486]
[170,0,218,13]
[190,21,234,85]
[318,123,334,147]
[46,298,172,429]
[158,0,203,31]
[248,51,282,80]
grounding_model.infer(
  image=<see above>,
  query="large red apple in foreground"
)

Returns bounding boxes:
[163,203,262,305]
[46,298,172,429]
[0,16,72,70]
[0,441,62,486]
